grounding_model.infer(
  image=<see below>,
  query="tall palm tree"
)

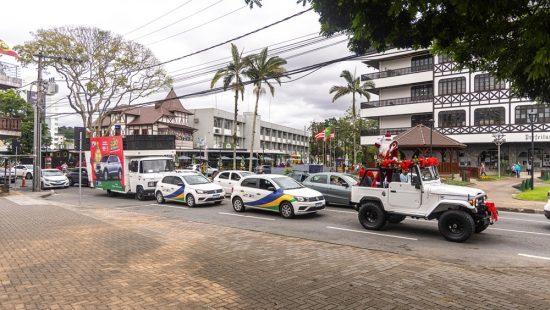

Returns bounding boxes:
[244,47,288,171]
[329,69,375,165]
[211,43,249,170]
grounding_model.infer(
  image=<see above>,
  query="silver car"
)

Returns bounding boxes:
[302,172,359,206]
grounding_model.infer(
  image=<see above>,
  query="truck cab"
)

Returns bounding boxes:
[126,157,175,200]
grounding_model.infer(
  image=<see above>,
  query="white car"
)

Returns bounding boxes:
[14,164,34,179]
[544,198,550,220]
[230,174,325,219]
[41,169,70,189]
[213,170,255,195]
[155,172,224,207]
[175,169,205,177]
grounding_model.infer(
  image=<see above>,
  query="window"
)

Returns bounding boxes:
[133,129,140,135]
[259,178,274,190]
[438,110,466,127]
[141,128,148,135]
[129,161,138,172]
[218,172,229,180]
[474,74,506,92]
[411,55,433,71]
[330,176,347,187]
[214,118,222,128]
[438,54,451,63]
[515,105,549,124]
[230,173,241,181]
[438,77,466,95]
[411,114,433,127]
[474,107,505,126]
[411,84,433,99]
[310,174,327,184]
[241,178,258,188]
[224,120,232,130]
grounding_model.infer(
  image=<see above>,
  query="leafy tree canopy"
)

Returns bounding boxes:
[16,26,172,134]
[246,0,550,103]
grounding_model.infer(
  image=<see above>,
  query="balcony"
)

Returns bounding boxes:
[0,61,22,89]
[0,117,22,138]
[361,95,432,109]
[361,127,410,136]
[360,96,433,118]
[361,64,434,81]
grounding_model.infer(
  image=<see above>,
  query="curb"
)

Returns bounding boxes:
[497,207,544,214]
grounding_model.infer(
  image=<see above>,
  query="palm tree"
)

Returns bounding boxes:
[329,69,375,165]
[244,47,288,171]
[211,43,249,170]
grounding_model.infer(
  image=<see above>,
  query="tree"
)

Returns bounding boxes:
[0,90,50,154]
[16,26,171,135]
[245,0,550,103]
[244,47,288,171]
[211,44,249,170]
[330,69,374,165]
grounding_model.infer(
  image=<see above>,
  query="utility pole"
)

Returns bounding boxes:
[32,54,44,192]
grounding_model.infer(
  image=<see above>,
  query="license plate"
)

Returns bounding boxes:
[315,202,324,207]
[212,194,220,198]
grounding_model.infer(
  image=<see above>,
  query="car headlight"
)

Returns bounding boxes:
[295,196,306,202]
[196,189,205,194]
[147,181,157,187]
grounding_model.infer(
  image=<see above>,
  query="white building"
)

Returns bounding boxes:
[360,48,547,171]
[189,108,309,164]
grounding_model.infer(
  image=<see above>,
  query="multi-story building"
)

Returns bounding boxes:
[0,59,22,152]
[360,48,547,171]
[189,108,309,164]
[96,89,195,150]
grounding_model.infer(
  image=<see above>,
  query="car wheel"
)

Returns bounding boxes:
[387,214,407,224]
[40,182,45,190]
[474,221,490,233]
[438,210,475,242]
[232,197,245,212]
[103,169,108,181]
[358,202,387,230]
[156,191,165,204]
[136,186,146,201]
[26,173,32,180]
[279,201,295,219]
[69,179,74,186]
[107,190,115,197]
[186,194,195,207]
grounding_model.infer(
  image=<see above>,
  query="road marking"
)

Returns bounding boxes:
[325,208,356,214]
[518,253,550,261]
[499,217,548,224]
[326,226,418,241]
[491,227,550,237]
[218,212,276,221]
[147,203,189,209]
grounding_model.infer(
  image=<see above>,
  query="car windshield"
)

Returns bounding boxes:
[345,174,360,182]
[240,172,253,177]
[141,159,175,173]
[43,170,63,177]
[420,167,438,181]
[272,177,303,190]
[183,175,210,185]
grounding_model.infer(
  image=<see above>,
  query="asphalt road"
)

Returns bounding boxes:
[36,185,550,267]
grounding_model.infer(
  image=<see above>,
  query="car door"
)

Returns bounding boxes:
[215,172,231,192]
[158,176,173,199]
[256,178,278,211]
[328,175,351,205]
[307,174,330,201]
[228,172,242,194]
[238,177,259,206]
[388,171,421,210]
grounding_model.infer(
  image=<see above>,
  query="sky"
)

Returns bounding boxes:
[1,0,376,132]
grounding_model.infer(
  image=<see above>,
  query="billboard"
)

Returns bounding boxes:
[90,136,125,191]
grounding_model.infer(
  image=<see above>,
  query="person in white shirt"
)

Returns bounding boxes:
[400,168,410,183]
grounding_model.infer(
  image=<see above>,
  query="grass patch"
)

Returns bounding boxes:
[515,186,550,201]
[442,179,473,186]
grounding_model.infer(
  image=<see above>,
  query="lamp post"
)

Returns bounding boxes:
[429,118,434,156]
[261,143,265,165]
[492,131,505,178]
[528,111,538,190]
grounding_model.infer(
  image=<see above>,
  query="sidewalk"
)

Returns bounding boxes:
[1,198,549,309]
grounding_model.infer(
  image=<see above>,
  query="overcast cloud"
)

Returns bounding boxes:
[1,0,376,132]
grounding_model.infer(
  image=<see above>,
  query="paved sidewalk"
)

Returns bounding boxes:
[1,198,550,309]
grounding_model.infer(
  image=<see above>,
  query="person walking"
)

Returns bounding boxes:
[527,161,532,176]
[515,162,521,178]
[479,162,487,176]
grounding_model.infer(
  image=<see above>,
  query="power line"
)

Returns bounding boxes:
[124,0,194,36]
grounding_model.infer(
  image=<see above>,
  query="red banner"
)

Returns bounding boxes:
[90,136,125,190]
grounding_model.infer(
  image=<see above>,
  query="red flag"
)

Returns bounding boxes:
[0,40,19,58]
[314,130,325,141]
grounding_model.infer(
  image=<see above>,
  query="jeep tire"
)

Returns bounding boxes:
[387,214,406,224]
[438,210,475,242]
[358,202,387,230]
[474,221,490,233]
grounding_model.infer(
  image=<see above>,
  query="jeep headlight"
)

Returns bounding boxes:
[196,189,205,194]
[295,196,306,202]
[148,181,157,187]
[469,199,476,206]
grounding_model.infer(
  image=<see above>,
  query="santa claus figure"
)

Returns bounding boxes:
[375,132,399,161]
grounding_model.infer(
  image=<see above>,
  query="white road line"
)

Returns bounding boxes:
[518,253,550,261]
[490,227,550,237]
[147,203,188,209]
[326,226,418,241]
[325,208,356,214]
[218,212,276,221]
[499,217,548,224]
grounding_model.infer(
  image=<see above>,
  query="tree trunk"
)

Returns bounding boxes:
[248,88,261,172]
[232,90,239,170]
[352,92,357,165]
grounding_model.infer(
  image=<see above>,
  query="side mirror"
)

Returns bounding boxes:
[342,183,349,188]
[267,186,276,192]
[177,182,184,187]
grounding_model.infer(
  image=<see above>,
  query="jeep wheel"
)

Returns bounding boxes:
[280,201,295,219]
[233,197,245,212]
[136,186,146,201]
[156,191,165,204]
[388,214,406,224]
[474,221,490,233]
[186,194,196,207]
[358,202,387,230]
[438,210,475,242]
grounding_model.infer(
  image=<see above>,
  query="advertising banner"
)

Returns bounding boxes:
[90,136,125,191]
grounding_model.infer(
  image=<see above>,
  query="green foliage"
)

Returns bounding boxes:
[57,126,74,139]
[516,186,550,201]
[247,0,550,103]
[0,90,50,154]
[284,168,293,175]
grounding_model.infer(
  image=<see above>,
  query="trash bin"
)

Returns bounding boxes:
[461,169,470,182]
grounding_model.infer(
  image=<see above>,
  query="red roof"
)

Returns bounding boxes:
[394,124,466,148]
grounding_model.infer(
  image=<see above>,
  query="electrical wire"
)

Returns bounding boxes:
[124,0,194,36]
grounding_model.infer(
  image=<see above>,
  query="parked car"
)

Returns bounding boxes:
[67,168,89,186]
[287,170,310,182]
[188,164,218,177]
[95,154,122,181]
[302,173,359,206]
[175,169,205,176]
[213,170,255,195]
[0,172,16,184]
[155,172,224,207]
[14,164,34,179]
[41,169,70,189]
[231,174,325,219]
[254,165,271,174]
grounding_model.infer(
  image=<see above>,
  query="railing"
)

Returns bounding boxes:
[361,127,410,136]
[437,123,550,135]
[434,89,529,105]
[361,64,433,81]
[361,95,433,108]
[0,117,21,131]
[0,61,20,79]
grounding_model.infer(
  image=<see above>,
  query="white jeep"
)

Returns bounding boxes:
[351,165,497,242]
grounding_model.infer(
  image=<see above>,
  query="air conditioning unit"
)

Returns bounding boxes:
[214,128,220,134]
[46,83,59,95]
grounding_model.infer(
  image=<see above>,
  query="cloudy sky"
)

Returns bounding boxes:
[1,0,376,131]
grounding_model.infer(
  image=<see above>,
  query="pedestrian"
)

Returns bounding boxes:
[358,163,366,179]
[527,161,532,176]
[479,162,486,176]
[515,162,521,178]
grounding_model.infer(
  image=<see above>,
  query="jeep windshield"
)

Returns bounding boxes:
[272,177,303,190]
[140,159,175,173]
[419,166,439,182]
[183,175,210,185]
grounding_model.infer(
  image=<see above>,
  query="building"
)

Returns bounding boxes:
[0,60,22,153]
[189,108,309,164]
[96,89,195,150]
[360,48,547,171]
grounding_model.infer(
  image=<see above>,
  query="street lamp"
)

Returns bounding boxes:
[492,131,505,178]
[528,110,538,190]
[429,118,434,156]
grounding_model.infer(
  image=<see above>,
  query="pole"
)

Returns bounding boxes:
[429,119,434,157]
[497,143,501,178]
[33,54,44,192]
[79,131,82,206]
[531,121,535,190]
